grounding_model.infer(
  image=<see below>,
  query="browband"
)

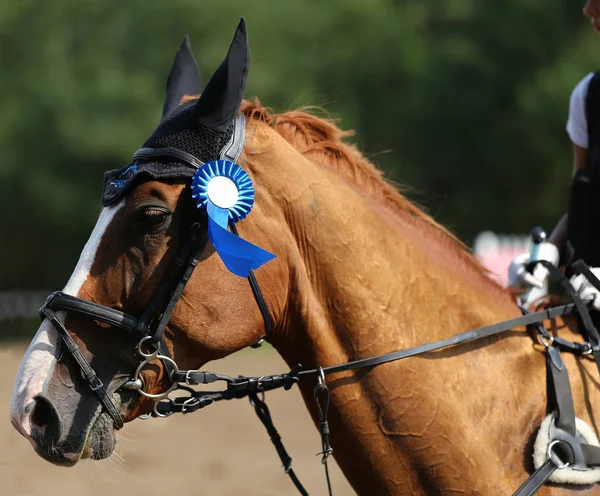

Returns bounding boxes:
[132,114,246,170]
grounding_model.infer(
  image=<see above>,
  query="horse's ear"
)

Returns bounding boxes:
[192,18,249,131]
[162,35,202,118]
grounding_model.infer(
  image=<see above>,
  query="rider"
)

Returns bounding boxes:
[508,0,600,309]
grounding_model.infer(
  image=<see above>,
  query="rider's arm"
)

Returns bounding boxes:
[548,144,587,252]
[508,75,591,289]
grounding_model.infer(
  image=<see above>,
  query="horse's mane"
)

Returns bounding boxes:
[180,95,492,279]
[240,100,443,228]
[238,99,492,274]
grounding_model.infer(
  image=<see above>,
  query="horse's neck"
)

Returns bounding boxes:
[269,159,520,368]
[251,135,551,493]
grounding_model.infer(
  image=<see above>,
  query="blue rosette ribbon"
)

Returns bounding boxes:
[190,160,275,277]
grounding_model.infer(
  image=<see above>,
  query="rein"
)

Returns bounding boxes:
[38,113,600,494]
[147,299,585,496]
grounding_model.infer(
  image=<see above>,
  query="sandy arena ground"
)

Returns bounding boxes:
[0,344,355,496]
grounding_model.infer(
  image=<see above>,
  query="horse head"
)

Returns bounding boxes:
[9,18,291,466]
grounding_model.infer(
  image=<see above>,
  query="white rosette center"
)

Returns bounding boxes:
[206,176,239,209]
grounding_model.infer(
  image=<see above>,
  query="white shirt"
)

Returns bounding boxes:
[567,72,595,148]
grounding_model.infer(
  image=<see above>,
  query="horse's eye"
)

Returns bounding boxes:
[139,208,170,230]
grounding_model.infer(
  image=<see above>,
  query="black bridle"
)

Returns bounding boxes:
[38,114,600,495]
[39,114,273,429]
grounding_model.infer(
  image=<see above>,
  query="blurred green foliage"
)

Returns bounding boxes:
[0,0,596,292]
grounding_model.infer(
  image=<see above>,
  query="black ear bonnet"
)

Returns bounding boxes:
[101,18,249,207]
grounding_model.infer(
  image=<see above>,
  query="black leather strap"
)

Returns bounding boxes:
[249,392,309,496]
[512,458,558,496]
[132,222,205,336]
[41,292,141,333]
[539,261,600,377]
[547,346,576,437]
[295,303,576,378]
[582,444,600,466]
[162,304,578,410]
[170,370,229,385]
[149,223,208,343]
[229,222,273,345]
[41,307,124,429]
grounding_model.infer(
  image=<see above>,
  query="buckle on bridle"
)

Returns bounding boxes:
[89,376,104,392]
[184,370,195,385]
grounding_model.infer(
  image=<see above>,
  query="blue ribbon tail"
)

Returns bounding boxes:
[207,201,276,277]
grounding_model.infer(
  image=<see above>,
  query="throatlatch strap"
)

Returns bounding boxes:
[229,222,273,345]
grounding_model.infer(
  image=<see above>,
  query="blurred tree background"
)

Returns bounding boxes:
[0,0,597,334]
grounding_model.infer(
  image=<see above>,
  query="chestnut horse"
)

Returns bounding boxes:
[9,19,600,495]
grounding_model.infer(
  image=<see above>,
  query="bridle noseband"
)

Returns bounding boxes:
[39,114,273,428]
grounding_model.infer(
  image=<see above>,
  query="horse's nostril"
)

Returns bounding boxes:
[30,396,60,442]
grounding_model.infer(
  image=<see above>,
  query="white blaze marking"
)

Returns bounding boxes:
[10,202,123,438]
